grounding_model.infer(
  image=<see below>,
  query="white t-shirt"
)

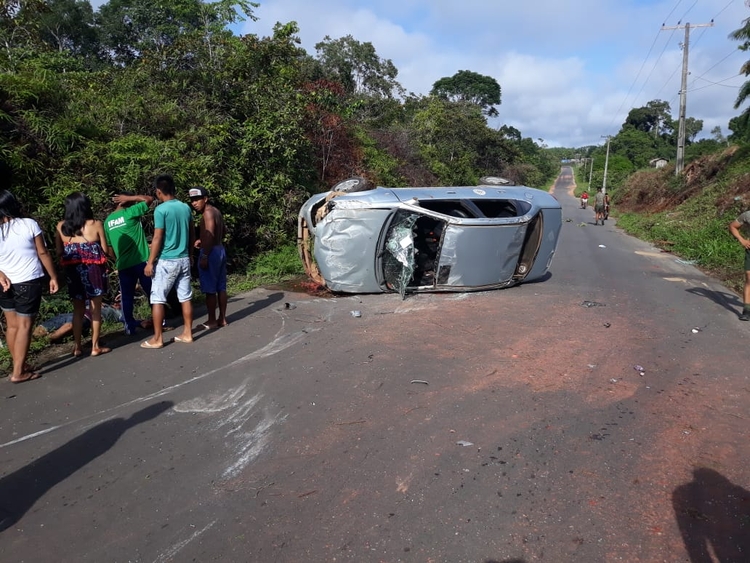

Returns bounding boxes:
[0,218,45,283]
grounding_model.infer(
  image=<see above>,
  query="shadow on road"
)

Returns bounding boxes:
[226,291,284,324]
[685,287,743,317]
[673,467,750,562]
[0,401,173,533]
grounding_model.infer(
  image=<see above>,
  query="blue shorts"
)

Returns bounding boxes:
[198,246,227,294]
[151,258,192,304]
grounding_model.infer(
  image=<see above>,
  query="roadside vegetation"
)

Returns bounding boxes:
[5,1,750,369]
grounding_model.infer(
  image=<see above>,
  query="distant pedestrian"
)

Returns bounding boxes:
[0,190,59,382]
[604,193,611,220]
[729,210,750,321]
[141,174,195,349]
[104,191,154,335]
[55,192,111,357]
[594,187,605,225]
[189,186,228,329]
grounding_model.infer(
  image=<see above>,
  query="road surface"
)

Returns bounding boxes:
[1,168,749,562]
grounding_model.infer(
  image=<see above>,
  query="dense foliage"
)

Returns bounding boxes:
[0,0,556,272]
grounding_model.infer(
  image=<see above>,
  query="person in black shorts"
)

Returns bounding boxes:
[0,190,59,382]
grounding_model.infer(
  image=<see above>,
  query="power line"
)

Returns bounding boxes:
[690,73,743,91]
[606,0,685,132]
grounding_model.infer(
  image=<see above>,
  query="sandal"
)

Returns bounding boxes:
[91,347,111,356]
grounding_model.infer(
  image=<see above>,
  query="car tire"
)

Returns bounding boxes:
[331,176,373,193]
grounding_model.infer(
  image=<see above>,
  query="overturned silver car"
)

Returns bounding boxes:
[297,177,562,296]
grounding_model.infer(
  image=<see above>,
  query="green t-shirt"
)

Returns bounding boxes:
[154,199,192,260]
[104,201,150,270]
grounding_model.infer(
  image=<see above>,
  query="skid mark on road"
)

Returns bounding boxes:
[174,382,287,479]
[173,383,255,414]
[0,327,318,450]
[152,519,216,563]
[223,410,287,479]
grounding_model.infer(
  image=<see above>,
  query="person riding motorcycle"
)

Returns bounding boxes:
[580,191,589,209]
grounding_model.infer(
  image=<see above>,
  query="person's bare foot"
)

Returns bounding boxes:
[91,346,111,356]
[10,371,41,384]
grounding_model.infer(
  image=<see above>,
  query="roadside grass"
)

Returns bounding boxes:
[0,243,306,374]
[616,183,746,294]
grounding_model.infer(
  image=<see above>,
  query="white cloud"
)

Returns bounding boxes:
[86,0,750,147]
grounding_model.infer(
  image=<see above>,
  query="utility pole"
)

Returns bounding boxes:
[588,157,594,190]
[662,21,713,175]
[601,135,611,195]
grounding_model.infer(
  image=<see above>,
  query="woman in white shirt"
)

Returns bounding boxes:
[0,190,59,383]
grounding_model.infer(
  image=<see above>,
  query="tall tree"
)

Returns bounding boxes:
[37,0,99,58]
[430,70,501,117]
[730,17,750,116]
[95,0,256,66]
[314,34,401,98]
[623,100,671,138]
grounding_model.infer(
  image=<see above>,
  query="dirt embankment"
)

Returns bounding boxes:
[615,145,750,215]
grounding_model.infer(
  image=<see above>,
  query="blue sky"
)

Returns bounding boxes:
[86,0,750,149]
[242,0,750,148]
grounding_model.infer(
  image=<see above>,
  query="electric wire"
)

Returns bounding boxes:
[605,0,685,133]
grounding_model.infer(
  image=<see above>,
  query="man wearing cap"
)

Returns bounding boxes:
[141,174,195,348]
[189,186,228,329]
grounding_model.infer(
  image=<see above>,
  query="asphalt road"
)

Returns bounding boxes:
[2,170,749,563]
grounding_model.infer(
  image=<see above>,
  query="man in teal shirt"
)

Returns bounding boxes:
[104,192,154,335]
[141,174,195,349]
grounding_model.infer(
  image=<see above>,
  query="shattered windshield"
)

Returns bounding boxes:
[383,211,419,299]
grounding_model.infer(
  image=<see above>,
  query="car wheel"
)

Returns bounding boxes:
[330,176,373,193]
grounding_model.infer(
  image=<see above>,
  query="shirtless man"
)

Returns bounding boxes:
[189,186,228,329]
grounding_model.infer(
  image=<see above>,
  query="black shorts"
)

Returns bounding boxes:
[745,249,750,272]
[0,277,44,317]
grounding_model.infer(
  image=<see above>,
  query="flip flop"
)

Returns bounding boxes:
[140,340,163,349]
[197,323,217,331]
[91,347,112,356]
[172,336,193,344]
[10,372,42,384]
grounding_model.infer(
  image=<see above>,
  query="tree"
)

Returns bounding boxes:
[623,100,671,138]
[430,70,501,117]
[730,17,750,115]
[37,0,99,59]
[314,35,401,98]
[728,113,750,142]
[95,0,256,66]
[710,125,727,145]
[412,98,487,185]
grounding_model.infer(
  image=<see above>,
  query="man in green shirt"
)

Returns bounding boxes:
[104,192,154,335]
[142,174,195,349]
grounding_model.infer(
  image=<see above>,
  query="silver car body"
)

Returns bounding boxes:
[297,184,562,295]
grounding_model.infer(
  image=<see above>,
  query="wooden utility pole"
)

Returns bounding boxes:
[661,21,713,175]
